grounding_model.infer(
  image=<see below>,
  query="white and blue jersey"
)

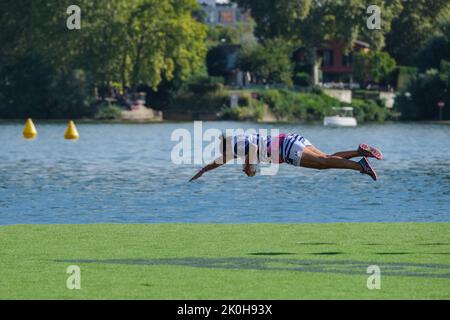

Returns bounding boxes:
[232,133,312,166]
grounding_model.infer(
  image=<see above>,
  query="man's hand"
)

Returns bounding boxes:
[189,168,205,182]
[243,164,257,177]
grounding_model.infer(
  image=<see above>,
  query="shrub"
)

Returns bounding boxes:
[185,75,224,94]
[170,91,230,112]
[48,69,96,119]
[206,46,229,77]
[220,100,265,121]
[0,54,95,119]
[293,72,310,87]
[353,51,397,86]
[238,38,294,86]
[259,89,337,121]
[413,20,450,72]
[390,66,418,91]
[350,99,392,122]
[258,89,392,122]
[395,64,450,120]
[95,102,123,120]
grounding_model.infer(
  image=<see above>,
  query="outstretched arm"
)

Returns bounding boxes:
[242,143,258,177]
[189,157,226,181]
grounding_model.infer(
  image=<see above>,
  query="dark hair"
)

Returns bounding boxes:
[219,134,229,165]
[221,134,227,155]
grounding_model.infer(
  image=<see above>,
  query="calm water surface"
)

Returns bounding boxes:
[0,121,449,224]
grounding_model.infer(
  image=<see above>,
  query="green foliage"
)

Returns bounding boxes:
[236,0,403,49]
[234,0,403,86]
[169,91,229,113]
[293,72,311,87]
[94,102,123,120]
[0,54,55,118]
[256,89,391,122]
[0,0,207,118]
[208,26,238,46]
[220,92,265,121]
[206,46,231,77]
[185,75,224,94]
[390,66,418,91]
[414,19,450,71]
[117,0,208,90]
[258,89,338,121]
[350,99,392,122]
[395,64,450,120]
[238,38,294,86]
[440,60,450,79]
[0,54,95,119]
[353,51,397,85]
[206,25,242,47]
[48,69,96,119]
[221,104,264,122]
[386,0,450,65]
[235,0,312,40]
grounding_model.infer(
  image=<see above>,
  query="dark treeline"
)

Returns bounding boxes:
[0,0,206,119]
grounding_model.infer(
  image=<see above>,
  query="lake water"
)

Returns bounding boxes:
[0,121,449,225]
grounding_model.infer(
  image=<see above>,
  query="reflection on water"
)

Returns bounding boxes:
[0,122,449,224]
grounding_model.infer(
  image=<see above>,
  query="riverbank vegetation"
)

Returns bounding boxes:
[394,21,450,120]
[0,0,449,121]
[166,75,393,122]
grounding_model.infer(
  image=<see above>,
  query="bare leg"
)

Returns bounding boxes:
[307,145,360,160]
[331,150,360,159]
[305,145,327,157]
[300,148,361,171]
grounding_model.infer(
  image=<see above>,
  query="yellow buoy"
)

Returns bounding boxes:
[23,118,38,140]
[64,120,79,140]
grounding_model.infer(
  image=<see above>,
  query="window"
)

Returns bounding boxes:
[342,53,353,66]
[220,11,234,23]
[322,50,334,67]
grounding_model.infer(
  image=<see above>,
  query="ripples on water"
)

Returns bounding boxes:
[0,121,449,224]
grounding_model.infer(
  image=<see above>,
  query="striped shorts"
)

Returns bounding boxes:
[281,134,312,166]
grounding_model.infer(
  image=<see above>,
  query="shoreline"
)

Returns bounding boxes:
[1,118,448,125]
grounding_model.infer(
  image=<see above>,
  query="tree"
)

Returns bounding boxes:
[234,0,403,83]
[206,46,230,77]
[414,19,450,71]
[0,54,95,119]
[235,0,402,48]
[1,0,207,91]
[238,38,294,86]
[118,0,207,91]
[205,23,257,48]
[385,0,450,65]
[234,0,312,40]
[0,0,208,118]
[353,51,396,86]
[395,63,450,120]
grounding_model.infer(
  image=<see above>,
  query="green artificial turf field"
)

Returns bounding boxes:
[1,223,449,299]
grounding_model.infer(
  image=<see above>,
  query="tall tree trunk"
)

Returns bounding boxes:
[120,45,128,92]
[131,35,144,94]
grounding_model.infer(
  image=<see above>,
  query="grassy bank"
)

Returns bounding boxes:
[168,84,393,122]
[1,223,449,299]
